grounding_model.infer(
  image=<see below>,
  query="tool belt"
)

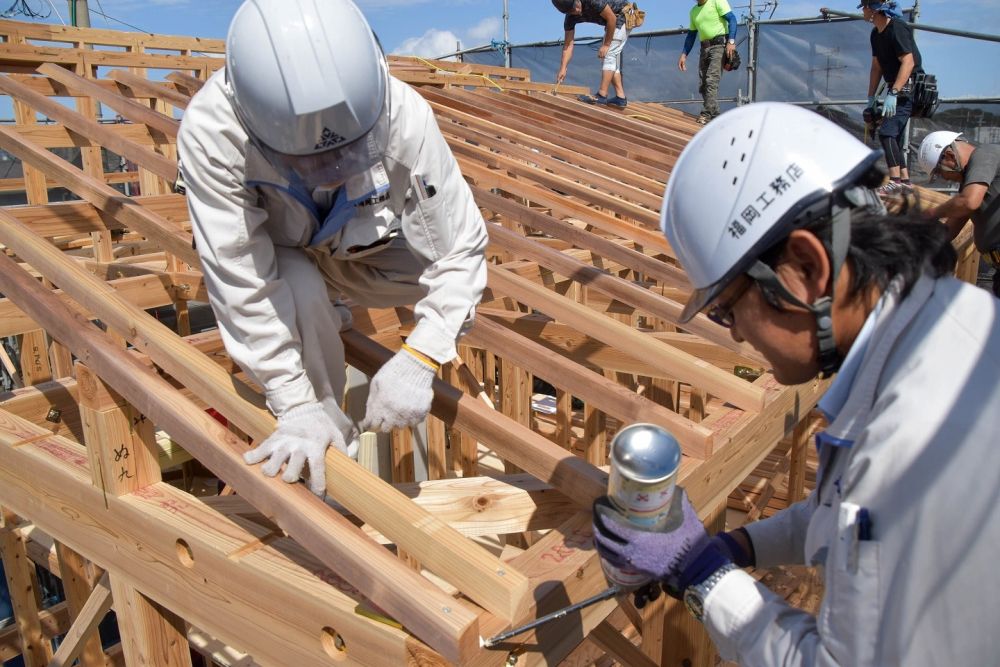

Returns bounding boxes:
[623,2,645,30]
[985,248,1000,269]
[701,34,726,47]
[910,72,940,119]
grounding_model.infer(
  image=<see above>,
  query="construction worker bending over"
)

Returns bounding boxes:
[177,0,487,495]
[918,131,1000,298]
[552,0,631,108]
[593,103,1000,665]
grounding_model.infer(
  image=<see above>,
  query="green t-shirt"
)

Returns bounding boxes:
[689,0,732,42]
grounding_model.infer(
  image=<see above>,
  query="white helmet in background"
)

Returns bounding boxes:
[661,102,884,376]
[917,131,962,176]
[225,0,390,186]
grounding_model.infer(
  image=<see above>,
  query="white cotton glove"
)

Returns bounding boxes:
[244,401,351,496]
[361,347,437,432]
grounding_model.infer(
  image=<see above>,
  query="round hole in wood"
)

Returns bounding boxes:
[175,539,194,568]
[320,627,347,661]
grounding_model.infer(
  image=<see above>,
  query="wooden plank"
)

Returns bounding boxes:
[0,74,178,181]
[463,315,712,458]
[0,132,197,267]
[107,69,191,109]
[588,621,659,667]
[47,571,112,667]
[0,252,481,664]
[487,266,766,413]
[108,579,192,667]
[36,63,180,138]
[165,71,204,95]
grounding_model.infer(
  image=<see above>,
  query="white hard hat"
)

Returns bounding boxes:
[225,0,390,186]
[661,102,882,322]
[917,131,962,175]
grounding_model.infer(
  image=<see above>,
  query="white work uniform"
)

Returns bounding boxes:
[703,273,1000,665]
[177,70,488,418]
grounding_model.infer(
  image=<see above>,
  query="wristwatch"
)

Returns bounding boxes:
[890,87,899,95]
[727,38,735,44]
[683,562,737,622]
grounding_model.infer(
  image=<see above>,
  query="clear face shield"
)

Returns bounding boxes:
[229,70,392,190]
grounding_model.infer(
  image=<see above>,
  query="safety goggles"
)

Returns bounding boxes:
[705,275,753,328]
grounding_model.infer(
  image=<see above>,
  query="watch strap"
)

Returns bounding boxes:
[684,562,737,622]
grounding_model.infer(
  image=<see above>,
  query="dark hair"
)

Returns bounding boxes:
[551,0,576,13]
[761,207,957,301]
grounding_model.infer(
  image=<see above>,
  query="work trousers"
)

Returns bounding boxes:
[699,42,725,119]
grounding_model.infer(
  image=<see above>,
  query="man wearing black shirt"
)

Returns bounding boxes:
[552,0,631,108]
[860,0,922,195]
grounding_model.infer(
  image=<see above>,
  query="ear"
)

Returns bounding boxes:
[775,230,832,304]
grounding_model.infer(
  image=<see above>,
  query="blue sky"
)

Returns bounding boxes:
[8,0,999,98]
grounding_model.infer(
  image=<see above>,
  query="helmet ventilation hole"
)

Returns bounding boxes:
[741,153,746,162]
[748,130,754,138]
[730,137,736,146]
[732,176,738,186]
[723,160,728,169]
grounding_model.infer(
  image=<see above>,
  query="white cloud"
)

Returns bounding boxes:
[467,16,501,42]
[393,28,462,60]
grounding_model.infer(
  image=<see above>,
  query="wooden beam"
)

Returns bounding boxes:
[47,571,112,667]
[106,69,191,109]
[0,74,178,181]
[343,330,610,506]
[463,315,713,458]
[165,71,204,95]
[36,63,179,138]
[0,131,197,267]
[487,266,766,413]
[0,252,481,664]
[588,620,659,667]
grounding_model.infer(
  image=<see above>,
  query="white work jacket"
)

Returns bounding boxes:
[704,274,1000,665]
[177,70,487,415]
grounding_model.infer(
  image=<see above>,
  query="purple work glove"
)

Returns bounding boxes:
[593,488,710,584]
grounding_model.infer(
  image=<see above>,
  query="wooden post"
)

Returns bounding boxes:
[53,542,107,666]
[787,412,816,505]
[75,361,193,667]
[660,500,726,667]
[0,508,53,666]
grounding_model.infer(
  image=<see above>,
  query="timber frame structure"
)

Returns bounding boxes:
[0,18,979,667]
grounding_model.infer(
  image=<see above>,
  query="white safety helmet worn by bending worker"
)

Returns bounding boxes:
[661,102,885,376]
[917,130,963,177]
[225,0,390,188]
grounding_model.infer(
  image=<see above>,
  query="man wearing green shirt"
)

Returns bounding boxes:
[679,0,738,124]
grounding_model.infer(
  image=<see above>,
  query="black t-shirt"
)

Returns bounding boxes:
[870,19,922,86]
[564,0,627,31]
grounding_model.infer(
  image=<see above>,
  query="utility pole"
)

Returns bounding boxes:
[503,0,511,68]
[68,0,91,27]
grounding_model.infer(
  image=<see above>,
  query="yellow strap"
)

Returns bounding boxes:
[413,56,504,92]
[402,343,440,371]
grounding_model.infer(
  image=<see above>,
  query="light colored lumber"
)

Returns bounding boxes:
[106,69,191,109]
[0,130,197,267]
[588,620,659,667]
[487,265,766,413]
[36,63,180,138]
[0,74,178,181]
[464,315,713,457]
[0,251,480,664]
[52,543,105,666]
[47,571,112,667]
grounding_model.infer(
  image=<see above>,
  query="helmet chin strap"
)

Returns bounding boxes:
[745,203,854,379]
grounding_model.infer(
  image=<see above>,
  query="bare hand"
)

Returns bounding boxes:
[725,43,736,58]
[556,68,567,84]
[678,53,687,72]
[598,44,610,59]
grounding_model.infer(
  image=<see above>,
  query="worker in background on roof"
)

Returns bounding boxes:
[860,0,923,196]
[679,0,738,125]
[551,0,631,108]
[918,131,1000,297]
[176,0,487,496]
[593,102,1000,665]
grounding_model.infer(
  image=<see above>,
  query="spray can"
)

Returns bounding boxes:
[601,423,682,589]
